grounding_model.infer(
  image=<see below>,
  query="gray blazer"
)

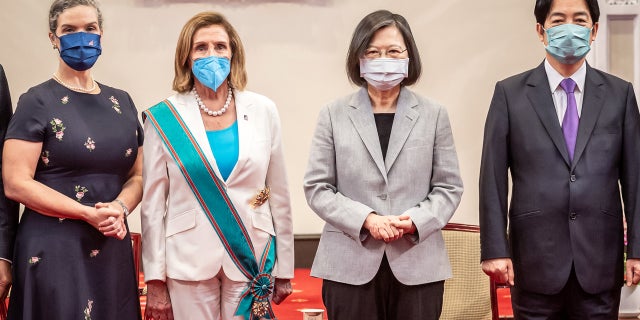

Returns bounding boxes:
[304,87,463,285]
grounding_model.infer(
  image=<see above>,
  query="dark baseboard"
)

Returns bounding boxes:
[294,234,320,269]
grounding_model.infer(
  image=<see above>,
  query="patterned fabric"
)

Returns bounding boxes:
[5,80,143,320]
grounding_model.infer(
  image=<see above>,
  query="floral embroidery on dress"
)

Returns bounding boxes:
[125,148,132,158]
[83,300,94,320]
[41,151,50,166]
[61,96,69,105]
[110,96,122,114]
[50,118,65,141]
[84,137,95,151]
[28,257,41,264]
[89,249,100,258]
[75,185,88,202]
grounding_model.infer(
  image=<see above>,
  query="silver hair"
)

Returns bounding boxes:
[49,0,103,34]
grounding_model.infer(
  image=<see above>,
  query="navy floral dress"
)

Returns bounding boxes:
[5,80,143,320]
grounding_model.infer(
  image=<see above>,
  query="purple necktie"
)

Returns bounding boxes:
[561,78,578,161]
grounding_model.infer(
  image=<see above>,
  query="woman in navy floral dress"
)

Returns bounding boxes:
[2,1,142,319]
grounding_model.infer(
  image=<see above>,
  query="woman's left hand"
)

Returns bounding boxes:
[272,278,292,305]
[96,202,127,239]
[391,215,416,235]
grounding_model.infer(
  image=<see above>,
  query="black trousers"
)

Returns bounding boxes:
[511,266,621,320]
[322,254,444,320]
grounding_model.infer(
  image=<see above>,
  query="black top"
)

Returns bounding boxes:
[374,113,395,159]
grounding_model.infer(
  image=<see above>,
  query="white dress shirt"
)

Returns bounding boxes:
[545,59,587,125]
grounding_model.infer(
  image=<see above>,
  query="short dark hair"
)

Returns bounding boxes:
[534,0,600,25]
[346,10,421,87]
[49,0,103,34]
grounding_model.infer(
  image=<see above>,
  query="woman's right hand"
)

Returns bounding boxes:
[145,280,174,320]
[95,202,127,239]
[363,213,403,242]
[83,204,123,239]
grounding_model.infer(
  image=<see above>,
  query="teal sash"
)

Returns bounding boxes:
[144,100,276,320]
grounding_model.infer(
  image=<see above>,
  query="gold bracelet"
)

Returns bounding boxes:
[113,199,130,218]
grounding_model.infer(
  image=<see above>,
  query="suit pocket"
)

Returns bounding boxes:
[593,126,621,135]
[166,209,197,237]
[600,209,620,218]
[510,209,542,221]
[252,210,275,236]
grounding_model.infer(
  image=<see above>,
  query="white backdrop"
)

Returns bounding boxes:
[0,0,575,234]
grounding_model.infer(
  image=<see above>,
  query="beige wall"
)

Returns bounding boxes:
[1,0,552,234]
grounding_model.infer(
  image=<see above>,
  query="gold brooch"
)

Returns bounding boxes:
[250,187,270,209]
[251,300,269,317]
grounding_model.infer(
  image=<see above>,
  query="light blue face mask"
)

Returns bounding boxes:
[544,24,592,65]
[192,55,230,92]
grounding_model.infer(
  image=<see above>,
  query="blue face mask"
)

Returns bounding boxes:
[544,24,592,65]
[192,55,231,92]
[57,32,102,71]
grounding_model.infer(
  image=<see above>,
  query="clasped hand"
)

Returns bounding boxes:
[364,213,415,243]
[87,201,127,239]
[272,278,292,305]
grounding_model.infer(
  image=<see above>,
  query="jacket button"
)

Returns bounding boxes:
[379,194,388,200]
[569,212,577,220]
[570,175,576,182]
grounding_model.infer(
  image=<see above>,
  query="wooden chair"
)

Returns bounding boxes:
[0,296,6,320]
[130,232,141,278]
[440,223,494,320]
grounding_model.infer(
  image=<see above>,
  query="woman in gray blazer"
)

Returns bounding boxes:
[303,10,463,320]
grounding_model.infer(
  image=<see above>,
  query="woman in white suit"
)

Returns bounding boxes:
[303,10,463,320]
[141,11,293,320]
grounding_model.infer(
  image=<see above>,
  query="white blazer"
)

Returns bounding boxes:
[141,90,294,283]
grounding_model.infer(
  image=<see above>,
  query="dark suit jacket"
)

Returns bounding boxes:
[0,64,19,261]
[480,62,640,295]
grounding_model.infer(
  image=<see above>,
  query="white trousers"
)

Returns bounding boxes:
[167,268,247,320]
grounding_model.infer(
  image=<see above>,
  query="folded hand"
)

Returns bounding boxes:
[95,202,127,239]
[364,213,403,242]
[272,278,292,305]
[145,280,174,320]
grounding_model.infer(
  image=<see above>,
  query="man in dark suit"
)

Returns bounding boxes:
[480,0,640,318]
[0,64,19,305]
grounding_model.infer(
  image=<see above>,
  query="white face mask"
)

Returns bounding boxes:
[359,58,409,91]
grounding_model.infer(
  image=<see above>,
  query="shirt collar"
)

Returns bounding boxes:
[544,59,587,93]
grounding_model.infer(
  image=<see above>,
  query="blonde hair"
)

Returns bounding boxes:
[173,11,247,93]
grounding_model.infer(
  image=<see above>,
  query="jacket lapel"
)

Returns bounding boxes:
[526,62,571,167]
[385,88,419,171]
[571,65,605,170]
[172,93,225,182]
[226,90,252,182]
[347,88,387,182]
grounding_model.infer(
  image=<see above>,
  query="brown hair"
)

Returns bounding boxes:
[346,10,421,87]
[173,11,247,93]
